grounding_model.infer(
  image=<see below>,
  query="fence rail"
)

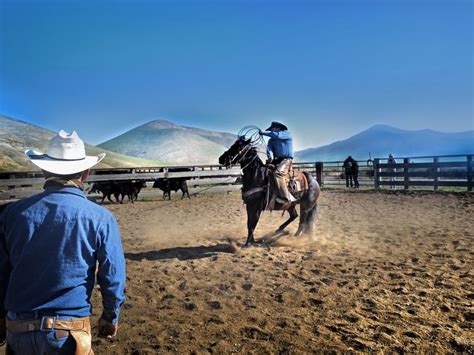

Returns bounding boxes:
[1,154,473,201]
[373,155,473,191]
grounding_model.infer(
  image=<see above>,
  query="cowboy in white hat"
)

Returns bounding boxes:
[259,121,296,208]
[0,130,126,354]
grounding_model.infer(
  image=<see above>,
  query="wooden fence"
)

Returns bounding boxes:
[294,161,375,186]
[0,165,242,201]
[373,154,473,191]
[0,154,472,201]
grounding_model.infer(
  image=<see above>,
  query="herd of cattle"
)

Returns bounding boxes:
[89,168,193,204]
[89,177,190,204]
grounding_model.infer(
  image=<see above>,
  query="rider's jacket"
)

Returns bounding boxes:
[261,130,293,161]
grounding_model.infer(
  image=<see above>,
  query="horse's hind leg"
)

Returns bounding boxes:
[277,205,298,233]
[295,208,308,237]
[302,203,318,237]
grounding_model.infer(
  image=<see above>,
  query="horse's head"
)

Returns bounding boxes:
[219,136,252,168]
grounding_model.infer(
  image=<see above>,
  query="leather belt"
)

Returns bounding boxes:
[6,316,90,334]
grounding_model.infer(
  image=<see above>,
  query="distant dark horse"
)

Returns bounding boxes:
[219,136,320,246]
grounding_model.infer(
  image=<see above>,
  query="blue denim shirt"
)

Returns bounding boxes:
[0,186,126,324]
[261,130,294,160]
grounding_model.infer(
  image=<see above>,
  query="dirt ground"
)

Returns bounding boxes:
[87,189,473,353]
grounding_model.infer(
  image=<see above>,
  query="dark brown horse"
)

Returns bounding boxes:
[219,136,320,246]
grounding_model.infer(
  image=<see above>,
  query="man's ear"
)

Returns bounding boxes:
[80,169,91,182]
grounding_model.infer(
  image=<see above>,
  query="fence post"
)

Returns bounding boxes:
[404,158,410,190]
[468,155,473,192]
[374,159,379,189]
[315,162,323,186]
[433,157,439,191]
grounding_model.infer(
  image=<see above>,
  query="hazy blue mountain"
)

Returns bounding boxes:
[98,120,237,165]
[295,125,474,162]
[0,115,161,172]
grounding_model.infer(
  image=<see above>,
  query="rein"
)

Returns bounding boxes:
[240,154,259,171]
[230,144,253,166]
[241,186,265,198]
[225,140,268,206]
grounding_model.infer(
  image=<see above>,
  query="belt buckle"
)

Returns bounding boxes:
[39,316,56,331]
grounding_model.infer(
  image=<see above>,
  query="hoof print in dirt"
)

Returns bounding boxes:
[273,294,284,303]
[391,287,408,294]
[344,313,360,323]
[240,326,273,341]
[463,312,474,321]
[309,298,324,307]
[403,331,420,339]
[449,337,474,352]
[184,302,196,311]
[207,301,221,309]
[341,335,369,351]
[242,283,253,291]
[440,304,451,312]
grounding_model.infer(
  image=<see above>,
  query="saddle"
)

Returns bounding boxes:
[265,162,309,211]
[288,169,309,195]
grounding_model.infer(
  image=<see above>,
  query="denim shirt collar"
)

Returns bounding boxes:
[43,185,87,199]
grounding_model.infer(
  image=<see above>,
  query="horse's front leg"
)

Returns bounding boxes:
[245,203,262,247]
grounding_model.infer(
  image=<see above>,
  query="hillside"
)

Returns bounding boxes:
[98,120,237,165]
[0,115,161,172]
[295,125,474,162]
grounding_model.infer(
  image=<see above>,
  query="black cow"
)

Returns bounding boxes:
[89,180,147,204]
[89,181,121,204]
[153,178,190,200]
[119,180,147,203]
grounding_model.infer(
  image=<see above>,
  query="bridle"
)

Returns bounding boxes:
[228,143,253,167]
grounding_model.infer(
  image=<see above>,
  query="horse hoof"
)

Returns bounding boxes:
[274,230,289,238]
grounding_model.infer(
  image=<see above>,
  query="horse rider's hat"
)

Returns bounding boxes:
[265,121,288,131]
[25,130,105,175]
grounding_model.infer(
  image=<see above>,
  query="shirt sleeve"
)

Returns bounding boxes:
[260,130,292,140]
[96,215,126,324]
[0,208,12,318]
[266,140,274,160]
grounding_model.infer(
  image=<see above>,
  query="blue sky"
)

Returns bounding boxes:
[1,0,472,150]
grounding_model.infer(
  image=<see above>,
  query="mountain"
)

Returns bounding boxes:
[98,120,237,165]
[0,115,161,172]
[295,124,474,162]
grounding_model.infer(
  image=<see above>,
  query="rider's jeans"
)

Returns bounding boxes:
[6,311,76,354]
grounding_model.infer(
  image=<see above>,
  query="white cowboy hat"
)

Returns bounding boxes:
[25,130,105,175]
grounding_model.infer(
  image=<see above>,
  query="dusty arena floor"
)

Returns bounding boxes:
[88,190,473,353]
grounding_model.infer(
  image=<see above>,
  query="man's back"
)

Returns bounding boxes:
[264,130,294,159]
[1,129,126,352]
[343,158,353,172]
[0,185,124,318]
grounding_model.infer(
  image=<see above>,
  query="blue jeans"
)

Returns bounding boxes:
[6,312,76,354]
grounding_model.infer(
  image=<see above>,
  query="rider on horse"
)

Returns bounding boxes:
[259,121,296,208]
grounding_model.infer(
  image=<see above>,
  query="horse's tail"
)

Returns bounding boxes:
[302,171,320,213]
